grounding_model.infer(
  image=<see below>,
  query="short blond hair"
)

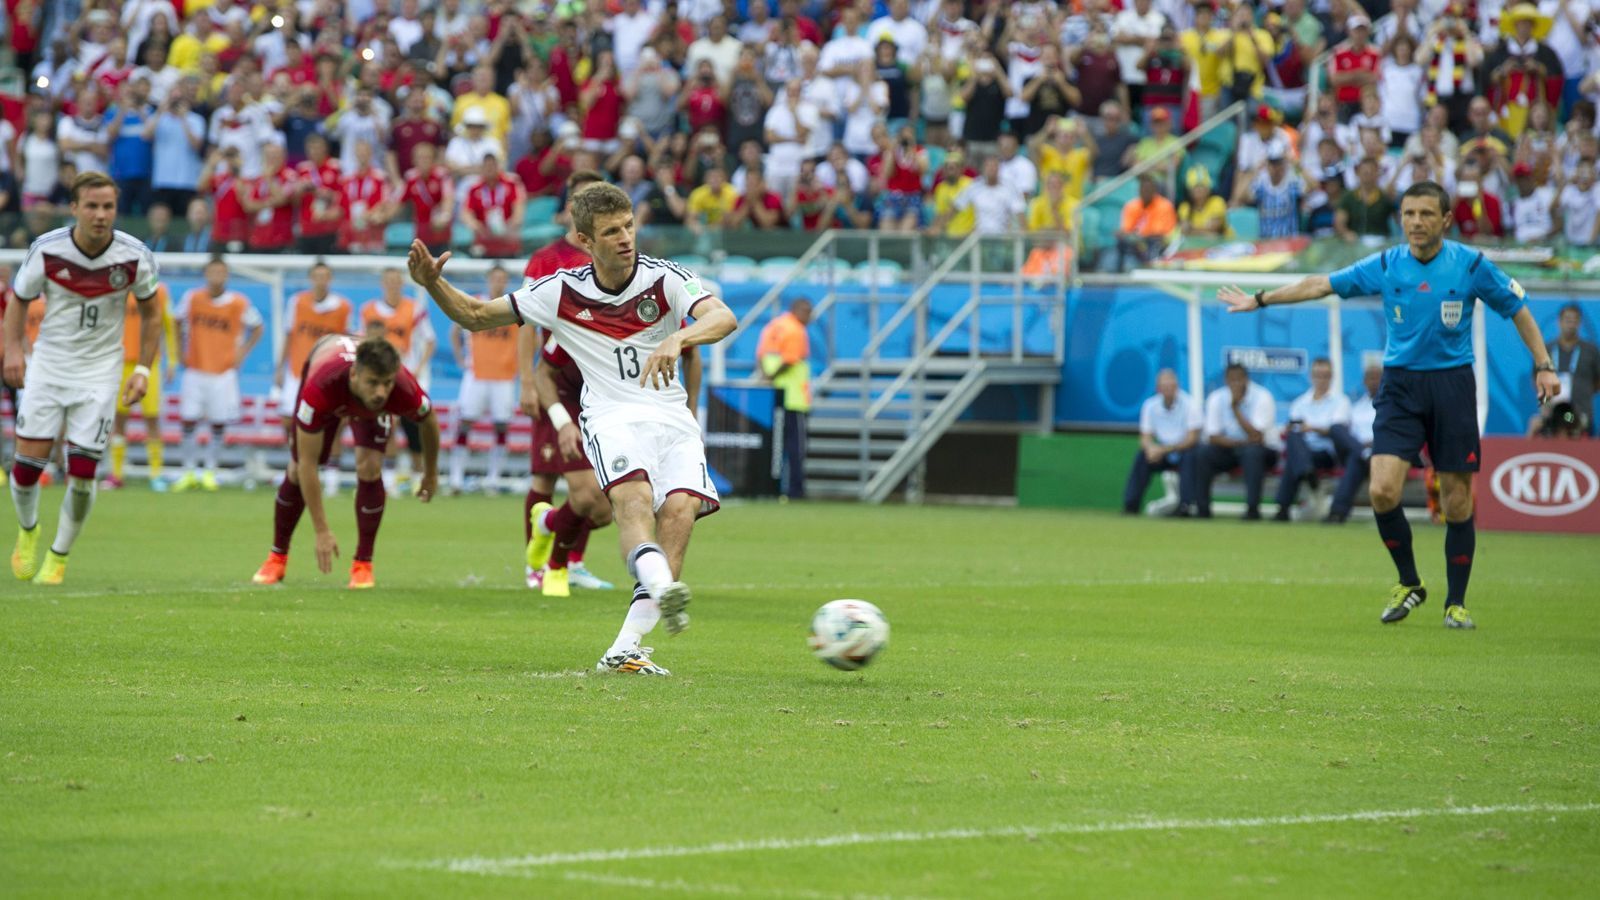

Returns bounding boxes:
[70,171,119,203]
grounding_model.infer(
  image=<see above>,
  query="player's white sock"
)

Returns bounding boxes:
[486,444,505,486]
[608,583,660,656]
[50,477,96,555]
[449,443,466,490]
[181,424,200,474]
[627,542,674,599]
[9,455,47,529]
[203,425,223,475]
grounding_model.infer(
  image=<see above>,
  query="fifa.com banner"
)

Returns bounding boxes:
[1478,438,1600,534]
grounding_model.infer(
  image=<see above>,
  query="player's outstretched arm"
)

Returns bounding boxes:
[1511,307,1562,403]
[406,240,519,332]
[1218,274,1334,313]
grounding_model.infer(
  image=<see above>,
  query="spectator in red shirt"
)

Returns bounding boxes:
[388,89,443,179]
[200,145,249,253]
[730,166,787,230]
[1452,161,1506,241]
[241,142,298,253]
[1330,16,1381,118]
[1071,29,1126,118]
[461,153,526,257]
[403,142,455,255]
[580,51,625,152]
[270,41,318,86]
[789,158,835,231]
[338,140,394,254]
[517,123,576,197]
[680,59,728,136]
[871,124,928,232]
[295,133,344,255]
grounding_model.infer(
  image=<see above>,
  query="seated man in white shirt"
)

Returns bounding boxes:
[1327,364,1384,524]
[1122,368,1202,515]
[1273,357,1357,520]
[1196,363,1281,520]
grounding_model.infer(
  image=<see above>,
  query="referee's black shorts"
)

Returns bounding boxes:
[1372,365,1480,472]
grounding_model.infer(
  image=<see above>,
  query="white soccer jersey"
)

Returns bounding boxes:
[13,227,160,389]
[508,256,712,429]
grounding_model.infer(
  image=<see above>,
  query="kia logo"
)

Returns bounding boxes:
[1490,452,1599,517]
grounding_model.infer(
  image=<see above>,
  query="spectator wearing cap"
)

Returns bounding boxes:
[458,152,524,257]
[1030,116,1093,204]
[445,106,503,179]
[1178,166,1231,237]
[1236,104,1294,187]
[1510,159,1558,242]
[451,65,511,151]
[1180,2,1230,122]
[1486,3,1564,138]
[1336,156,1398,239]
[1133,108,1182,196]
[1232,146,1306,238]
[1140,24,1189,131]
[1331,14,1381,119]
[1114,174,1176,271]
[1452,159,1509,240]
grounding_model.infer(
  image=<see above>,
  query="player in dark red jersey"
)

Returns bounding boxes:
[251,335,440,589]
[518,170,606,591]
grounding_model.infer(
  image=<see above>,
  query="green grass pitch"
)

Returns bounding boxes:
[3,488,1598,897]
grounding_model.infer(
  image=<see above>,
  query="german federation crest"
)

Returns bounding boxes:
[636,297,661,323]
[108,267,129,290]
[1440,300,1463,329]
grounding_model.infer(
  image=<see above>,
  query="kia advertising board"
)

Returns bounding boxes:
[1478,438,1600,534]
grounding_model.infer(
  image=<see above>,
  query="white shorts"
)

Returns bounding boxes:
[180,370,241,424]
[15,379,118,453]
[582,416,720,517]
[457,374,516,424]
[281,373,301,420]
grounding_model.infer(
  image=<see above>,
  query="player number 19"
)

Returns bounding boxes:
[79,305,99,329]
[612,346,640,380]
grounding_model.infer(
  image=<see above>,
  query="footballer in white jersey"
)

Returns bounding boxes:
[408,182,736,677]
[4,172,163,586]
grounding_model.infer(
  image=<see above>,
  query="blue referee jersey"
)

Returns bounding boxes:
[1328,240,1526,370]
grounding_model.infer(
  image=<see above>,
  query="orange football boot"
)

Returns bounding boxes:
[348,560,375,590]
[252,552,288,585]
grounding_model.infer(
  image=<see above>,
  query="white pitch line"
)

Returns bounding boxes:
[552,870,920,900]
[423,802,1600,875]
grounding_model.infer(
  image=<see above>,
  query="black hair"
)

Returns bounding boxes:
[1400,180,1451,214]
[354,336,401,377]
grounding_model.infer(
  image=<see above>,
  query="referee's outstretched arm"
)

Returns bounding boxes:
[1217,276,1333,313]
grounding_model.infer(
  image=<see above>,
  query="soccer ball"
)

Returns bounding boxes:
[808,599,890,671]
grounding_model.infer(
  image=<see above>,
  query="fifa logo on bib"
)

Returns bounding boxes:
[1440,301,1463,329]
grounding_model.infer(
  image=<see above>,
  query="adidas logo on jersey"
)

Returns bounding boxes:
[576,309,594,321]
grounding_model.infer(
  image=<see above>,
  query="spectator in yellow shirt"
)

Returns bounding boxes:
[687,167,740,232]
[168,16,232,73]
[1221,2,1275,104]
[1179,2,1231,120]
[1178,166,1233,238]
[1030,116,1092,202]
[450,66,513,151]
[928,149,976,236]
[1026,172,1079,233]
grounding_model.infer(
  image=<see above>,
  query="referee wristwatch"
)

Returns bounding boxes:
[1252,290,1267,310]
[1535,362,1557,373]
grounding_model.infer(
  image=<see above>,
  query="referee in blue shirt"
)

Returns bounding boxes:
[1219,181,1561,630]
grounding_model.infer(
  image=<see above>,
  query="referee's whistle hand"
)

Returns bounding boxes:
[1536,371,1562,403]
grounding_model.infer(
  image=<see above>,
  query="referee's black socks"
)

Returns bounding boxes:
[1374,506,1421,587]
[1444,517,1475,607]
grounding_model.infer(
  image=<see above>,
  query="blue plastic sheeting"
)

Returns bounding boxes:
[1061,286,1600,436]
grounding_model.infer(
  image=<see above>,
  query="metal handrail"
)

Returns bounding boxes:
[854,231,983,364]
[1079,100,1248,209]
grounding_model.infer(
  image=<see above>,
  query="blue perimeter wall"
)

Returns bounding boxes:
[190,274,1594,438]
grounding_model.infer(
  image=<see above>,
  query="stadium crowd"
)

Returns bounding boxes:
[0,0,1595,267]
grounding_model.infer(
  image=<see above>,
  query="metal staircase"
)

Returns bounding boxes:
[711,231,1070,503]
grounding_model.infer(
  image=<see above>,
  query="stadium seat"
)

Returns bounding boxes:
[384,223,413,250]
[719,255,758,280]
[855,258,905,285]
[1077,206,1102,255]
[451,222,473,248]
[1226,208,1260,240]
[520,221,564,245]
[805,256,854,283]
[526,195,560,225]
[758,257,801,281]
[672,253,711,270]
